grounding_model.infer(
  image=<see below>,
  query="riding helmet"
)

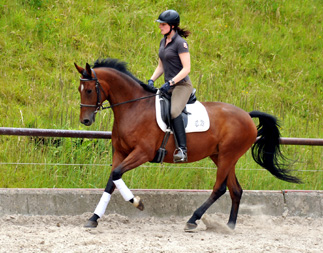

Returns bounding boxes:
[156,10,180,25]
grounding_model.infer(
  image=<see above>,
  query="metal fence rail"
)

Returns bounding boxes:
[278,137,323,146]
[0,127,111,139]
[0,127,322,146]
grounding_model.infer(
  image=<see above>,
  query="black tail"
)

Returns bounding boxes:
[249,111,302,184]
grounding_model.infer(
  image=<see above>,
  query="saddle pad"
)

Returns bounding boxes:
[155,94,210,133]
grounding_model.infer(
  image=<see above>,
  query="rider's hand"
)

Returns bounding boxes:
[160,81,171,93]
[148,79,154,87]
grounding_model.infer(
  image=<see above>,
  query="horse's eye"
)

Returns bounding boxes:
[86,89,92,94]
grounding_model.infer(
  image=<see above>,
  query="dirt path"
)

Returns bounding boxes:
[0,212,322,253]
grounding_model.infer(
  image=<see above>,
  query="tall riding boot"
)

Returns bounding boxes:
[172,114,188,162]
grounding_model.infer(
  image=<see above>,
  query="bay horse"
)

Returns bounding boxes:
[74,58,300,231]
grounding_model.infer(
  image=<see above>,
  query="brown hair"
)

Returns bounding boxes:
[175,25,191,38]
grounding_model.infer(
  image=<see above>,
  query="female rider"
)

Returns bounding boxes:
[148,10,193,162]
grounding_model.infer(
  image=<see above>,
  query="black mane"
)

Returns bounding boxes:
[92,58,157,93]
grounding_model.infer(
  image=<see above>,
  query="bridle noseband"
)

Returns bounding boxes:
[80,69,157,114]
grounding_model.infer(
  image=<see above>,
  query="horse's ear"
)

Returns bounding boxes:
[85,63,92,77]
[74,63,84,75]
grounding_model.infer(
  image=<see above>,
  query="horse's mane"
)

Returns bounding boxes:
[92,58,157,93]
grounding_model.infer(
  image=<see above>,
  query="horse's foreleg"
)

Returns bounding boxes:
[84,175,115,228]
[85,149,148,228]
[112,177,144,210]
[84,174,144,228]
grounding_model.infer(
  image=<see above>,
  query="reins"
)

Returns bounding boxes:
[100,94,158,110]
[80,69,157,113]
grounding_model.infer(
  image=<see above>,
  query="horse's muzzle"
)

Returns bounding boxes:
[81,118,92,126]
[80,112,96,126]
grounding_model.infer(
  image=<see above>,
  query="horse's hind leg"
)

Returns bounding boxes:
[227,169,243,229]
[185,179,227,231]
[185,155,233,232]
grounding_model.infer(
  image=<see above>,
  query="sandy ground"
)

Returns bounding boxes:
[0,211,322,253]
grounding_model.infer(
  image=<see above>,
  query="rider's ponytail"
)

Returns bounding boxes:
[175,26,191,38]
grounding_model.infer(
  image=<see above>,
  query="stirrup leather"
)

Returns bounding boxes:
[173,147,187,163]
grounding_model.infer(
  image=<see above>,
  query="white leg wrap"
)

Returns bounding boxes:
[94,192,111,218]
[113,178,134,201]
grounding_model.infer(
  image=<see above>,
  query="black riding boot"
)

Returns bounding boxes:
[172,114,188,162]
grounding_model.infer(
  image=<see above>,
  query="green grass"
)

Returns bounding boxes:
[0,0,322,190]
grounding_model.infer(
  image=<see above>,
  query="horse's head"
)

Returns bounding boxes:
[74,63,107,126]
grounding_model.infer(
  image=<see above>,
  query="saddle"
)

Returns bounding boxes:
[151,89,210,163]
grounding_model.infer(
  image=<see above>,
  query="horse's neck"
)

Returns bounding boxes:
[109,82,146,105]
[106,73,151,117]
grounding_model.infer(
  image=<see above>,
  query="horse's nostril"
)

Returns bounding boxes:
[82,119,91,126]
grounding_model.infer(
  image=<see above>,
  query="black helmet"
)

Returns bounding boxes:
[156,10,180,25]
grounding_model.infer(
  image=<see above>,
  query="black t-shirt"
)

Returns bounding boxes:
[158,32,190,83]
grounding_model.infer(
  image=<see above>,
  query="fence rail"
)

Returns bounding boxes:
[0,127,111,139]
[0,127,322,146]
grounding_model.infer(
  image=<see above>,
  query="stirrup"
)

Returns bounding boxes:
[173,148,187,163]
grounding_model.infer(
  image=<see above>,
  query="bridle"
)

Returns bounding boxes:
[80,69,108,114]
[80,69,157,114]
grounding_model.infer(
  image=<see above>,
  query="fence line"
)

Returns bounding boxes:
[0,127,322,171]
[1,127,323,146]
[0,127,112,139]
[0,162,321,172]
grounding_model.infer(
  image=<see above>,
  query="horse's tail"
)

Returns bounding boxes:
[249,111,302,183]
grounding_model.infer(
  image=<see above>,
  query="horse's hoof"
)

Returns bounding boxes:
[137,201,144,211]
[184,222,197,232]
[133,196,144,211]
[84,220,98,228]
[227,222,236,230]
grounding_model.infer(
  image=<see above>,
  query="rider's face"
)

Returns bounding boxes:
[158,23,172,35]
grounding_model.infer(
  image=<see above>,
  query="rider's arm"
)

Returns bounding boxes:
[170,52,191,85]
[150,58,164,81]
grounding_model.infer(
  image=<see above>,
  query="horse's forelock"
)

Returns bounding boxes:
[82,69,92,79]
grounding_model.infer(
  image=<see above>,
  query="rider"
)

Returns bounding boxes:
[148,10,193,162]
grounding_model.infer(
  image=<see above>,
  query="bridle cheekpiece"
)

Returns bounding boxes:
[80,69,108,114]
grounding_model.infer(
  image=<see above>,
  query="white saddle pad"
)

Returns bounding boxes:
[155,94,210,133]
